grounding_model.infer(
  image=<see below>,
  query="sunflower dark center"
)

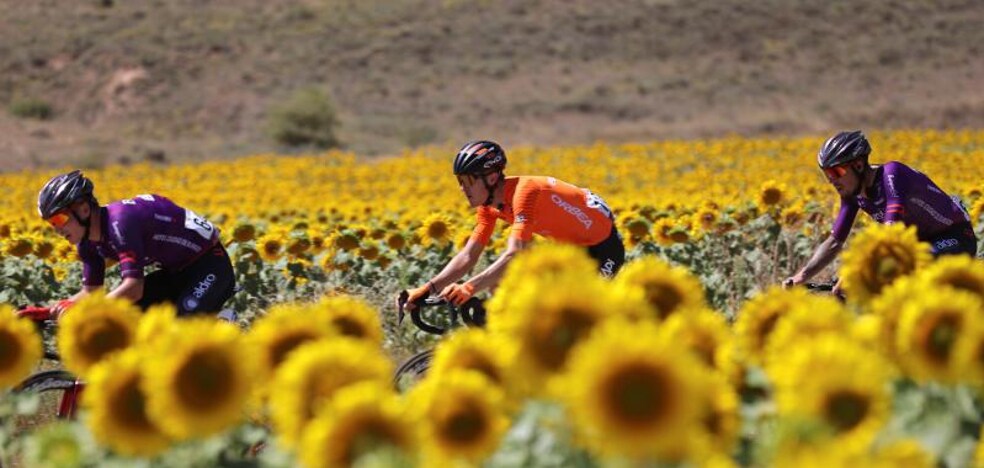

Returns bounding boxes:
[80,318,130,361]
[862,244,916,295]
[755,312,782,352]
[270,332,318,368]
[602,363,672,429]
[440,406,488,444]
[428,222,448,239]
[534,308,596,370]
[333,317,365,338]
[175,348,235,411]
[940,274,984,297]
[112,373,156,432]
[926,314,960,363]
[0,330,23,370]
[761,188,782,205]
[460,353,502,385]
[823,390,870,432]
[643,283,683,320]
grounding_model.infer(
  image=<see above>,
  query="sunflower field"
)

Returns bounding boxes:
[1,129,984,466]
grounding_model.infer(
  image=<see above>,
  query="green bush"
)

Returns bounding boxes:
[267,87,340,149]
[9,98,53,120]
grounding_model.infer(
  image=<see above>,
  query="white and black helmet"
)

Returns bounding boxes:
[453,140,507,176]
[37,170,95,218]
[817,130,871,168]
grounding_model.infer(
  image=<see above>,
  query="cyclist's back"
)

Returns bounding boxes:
[79,194,220,285]
[471,176,614,247]
[832,161,974,255]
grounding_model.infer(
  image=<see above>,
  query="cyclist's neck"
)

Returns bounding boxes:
[87,206,105,242]
[858,165,879,199]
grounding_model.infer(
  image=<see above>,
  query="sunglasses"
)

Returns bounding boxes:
[822,164,851,180]
[45,211,71,229]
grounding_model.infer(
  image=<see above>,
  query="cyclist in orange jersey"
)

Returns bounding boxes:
[402,140,624,310]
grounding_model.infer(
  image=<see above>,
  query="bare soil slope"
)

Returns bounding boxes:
[1,0,982,170]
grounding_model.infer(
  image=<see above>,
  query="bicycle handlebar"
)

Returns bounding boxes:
[397,290,485,335]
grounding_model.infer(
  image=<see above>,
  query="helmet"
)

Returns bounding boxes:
[817,130,870,168]
[37,170,95,218]
[453,140,506,176]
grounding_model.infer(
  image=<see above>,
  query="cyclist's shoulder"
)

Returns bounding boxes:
[879,160,916,175]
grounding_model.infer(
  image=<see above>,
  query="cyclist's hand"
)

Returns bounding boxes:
[782,275,803,289]
[831,278,844,298]
[52,299,74,320]
[441,282,475,307]
[401,282,434,312]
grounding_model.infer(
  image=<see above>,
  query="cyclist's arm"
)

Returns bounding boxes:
[787,235,844,284]
[461,235,528,294]
[427,238,486,292]
[106,277,145,302]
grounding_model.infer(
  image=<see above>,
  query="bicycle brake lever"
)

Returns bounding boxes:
[397,291,409,325]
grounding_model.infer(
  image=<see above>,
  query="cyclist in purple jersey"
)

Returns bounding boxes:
[37,170,235,317]
[784,131,977,293]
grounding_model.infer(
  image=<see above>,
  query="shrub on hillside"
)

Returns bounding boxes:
[9,98,53,120]
[267,87,340,149]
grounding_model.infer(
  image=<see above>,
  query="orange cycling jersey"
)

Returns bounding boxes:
[470,176,614,246]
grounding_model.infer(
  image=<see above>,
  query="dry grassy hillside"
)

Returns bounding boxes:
[1,0,982,170]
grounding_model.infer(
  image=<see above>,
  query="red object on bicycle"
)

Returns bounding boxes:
[17,306,53,322]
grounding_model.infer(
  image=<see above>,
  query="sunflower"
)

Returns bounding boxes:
[768,334,894,455]
[895,290,982,383]
[409,370,509,464]
[657,308,731,369]
[779,202,805,229]
[246,303,335,388]
[866,276,924,358]
[417,213,455,248]
[299,382,416,468]
[621,215,652,247]
[257,233,285,262]
[763,296,853,363]
[57,293,141,378]
[3,236,32,258]
[734,286,813,366]
[652,217,676,245]
[839,223,932,303]
[558,319,710,461]
[615,256,707,321]
[142,319,253,440]
[918,255,984,301]
[694,206,719,232]
[269,338,393,450]
[385,231,407,251]
[83,348,171,457]
[757,180,787,209]
[329,231,361,252]
[134,303,178,347]
[231,221,257,243]
[286,234,312,257]
[33,239,55,260]
[485,242,599,320]
[357,243,380,261]
[429,328,514,393]
[313,295,384,347]
[0,304,43,387]
[487,273,638,392]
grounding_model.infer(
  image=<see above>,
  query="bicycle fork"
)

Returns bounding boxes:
[58,381,85,419]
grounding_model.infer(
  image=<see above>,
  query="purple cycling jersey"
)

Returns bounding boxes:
[831,161,971,242]
[78,194,219,286]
